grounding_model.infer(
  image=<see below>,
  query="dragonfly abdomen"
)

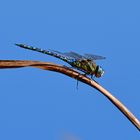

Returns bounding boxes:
[15,44,74,63]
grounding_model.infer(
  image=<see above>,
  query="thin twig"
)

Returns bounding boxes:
[0,60,140,131]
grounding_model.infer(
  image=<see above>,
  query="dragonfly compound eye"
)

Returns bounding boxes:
[95,66,104,78]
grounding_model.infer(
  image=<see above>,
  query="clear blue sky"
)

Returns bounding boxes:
[0,0,140,139]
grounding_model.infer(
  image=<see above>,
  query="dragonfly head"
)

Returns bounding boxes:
[95,65,104,78]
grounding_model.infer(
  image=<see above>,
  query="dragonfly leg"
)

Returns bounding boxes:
[91,76,99,84]
[91,75,96,79]
[76,79,79,90]
[76,73,82,90]
[76,73,85,90]
[76,73,87,89]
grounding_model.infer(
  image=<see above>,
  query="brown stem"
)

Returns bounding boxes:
[0,60,140,131]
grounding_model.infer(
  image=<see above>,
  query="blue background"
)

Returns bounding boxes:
[0,0,140,139]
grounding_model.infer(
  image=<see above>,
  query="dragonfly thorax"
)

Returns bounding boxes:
[95,65,104,78]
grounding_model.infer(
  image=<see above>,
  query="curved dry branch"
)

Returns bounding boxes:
[0,60,140,131]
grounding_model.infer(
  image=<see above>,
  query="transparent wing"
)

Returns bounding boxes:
[48,49,72,58]
[63,51,85,60]
[84,53,106,60]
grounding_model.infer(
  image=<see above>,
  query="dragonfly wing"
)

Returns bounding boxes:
[48,49,75,61]
[84,53,106,60]
[63,51,85,60]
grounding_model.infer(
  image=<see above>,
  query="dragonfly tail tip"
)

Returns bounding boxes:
[15,43,24,48]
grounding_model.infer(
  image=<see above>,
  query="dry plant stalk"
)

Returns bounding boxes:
[0,60,140,131]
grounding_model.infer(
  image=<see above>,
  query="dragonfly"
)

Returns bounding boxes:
[15,44,105,79]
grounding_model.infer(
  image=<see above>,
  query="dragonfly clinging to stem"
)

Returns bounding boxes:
[15,44,105,79]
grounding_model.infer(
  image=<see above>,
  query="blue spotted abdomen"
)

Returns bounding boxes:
[15,44,75,63]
